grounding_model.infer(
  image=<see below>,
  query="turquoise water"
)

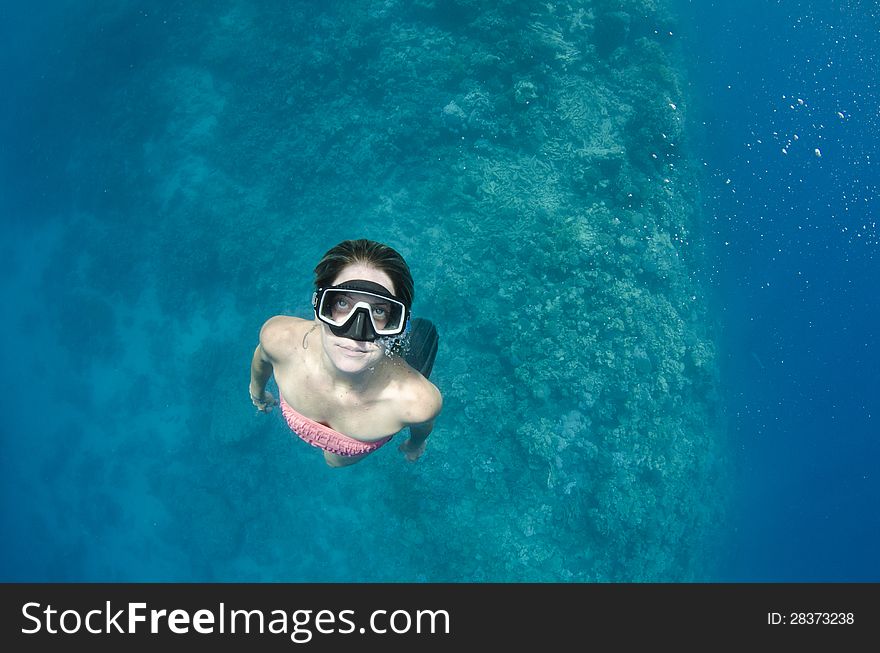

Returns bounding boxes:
[2,1,873,582]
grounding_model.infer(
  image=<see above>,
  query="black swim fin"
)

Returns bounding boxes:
[404,317,439,379]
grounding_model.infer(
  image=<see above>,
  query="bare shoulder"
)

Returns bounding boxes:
[259,316,312,362]
[396,367,443,426]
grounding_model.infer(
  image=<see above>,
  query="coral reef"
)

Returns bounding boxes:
[28,0,728,581]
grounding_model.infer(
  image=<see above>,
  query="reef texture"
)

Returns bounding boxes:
[40,0,728,581]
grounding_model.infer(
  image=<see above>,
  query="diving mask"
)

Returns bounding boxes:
[312,280,409,342]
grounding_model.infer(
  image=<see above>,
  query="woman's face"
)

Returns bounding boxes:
[319,262,396,374]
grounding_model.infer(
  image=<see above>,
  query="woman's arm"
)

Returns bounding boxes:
[398,381,442,461]
[398,419,434,463]
[249,344,276,411]
[249,317,285,412]
[408,419,435,446]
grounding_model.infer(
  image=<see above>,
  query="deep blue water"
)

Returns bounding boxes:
[674,0,879,580]
[1,1,877,582]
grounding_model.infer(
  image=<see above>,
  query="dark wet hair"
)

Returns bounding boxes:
[314,239,414,308]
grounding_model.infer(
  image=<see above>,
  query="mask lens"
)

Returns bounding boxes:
[319,289,405,334]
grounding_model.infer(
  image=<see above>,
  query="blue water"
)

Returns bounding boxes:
[675,0,879,580]
[1,1,877,582]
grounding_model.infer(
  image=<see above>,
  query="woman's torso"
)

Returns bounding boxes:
[270,317,412,442]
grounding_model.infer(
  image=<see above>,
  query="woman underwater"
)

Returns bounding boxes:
[249,239,442,467]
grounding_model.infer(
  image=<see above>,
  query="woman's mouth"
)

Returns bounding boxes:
[338,344,371,355]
